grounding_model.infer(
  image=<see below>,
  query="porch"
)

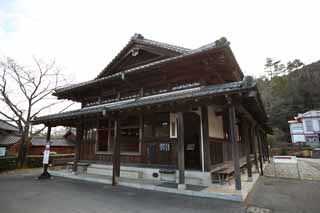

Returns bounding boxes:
[33,79,271,193]
[49,159,266,202]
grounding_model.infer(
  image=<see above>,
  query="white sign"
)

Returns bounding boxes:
[0,147,6,157]
[42,144,50,164]
[273,156,297,164]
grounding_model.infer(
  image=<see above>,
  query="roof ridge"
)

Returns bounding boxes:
[95,33,191,79]
[133,35,191,54]
[54,37,230,95]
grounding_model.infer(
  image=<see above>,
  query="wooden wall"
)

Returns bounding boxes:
[79,138,177,167]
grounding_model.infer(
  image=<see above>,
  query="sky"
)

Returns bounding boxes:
[1,0,320,83]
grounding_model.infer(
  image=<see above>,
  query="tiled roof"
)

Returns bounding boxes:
[33,80,254,124]
[54,35,229,95]
[31,137,75,147]
[0,134,21,145]
[0,120,19,132]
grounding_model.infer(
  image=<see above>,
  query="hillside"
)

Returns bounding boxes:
[257,60,320,135]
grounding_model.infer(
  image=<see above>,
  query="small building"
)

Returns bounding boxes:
[32,34,270,191]
[0,120,21,156]
[289,110,320,147]
[29,130,75,155]
[288,120,305,144]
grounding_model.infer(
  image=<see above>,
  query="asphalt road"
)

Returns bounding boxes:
[1,171,320,213]
[246,176,320,213]
[0,172,244,213]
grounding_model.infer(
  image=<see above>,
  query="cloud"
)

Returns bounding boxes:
[1,0,320,83]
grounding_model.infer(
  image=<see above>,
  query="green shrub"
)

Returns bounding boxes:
[280,148,288,155]
[0,156,18,173]
[26,154,74,168]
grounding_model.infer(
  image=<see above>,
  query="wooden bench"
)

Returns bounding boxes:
[211,161,248,184]
[52,158,74,167]
[67,162,90,173]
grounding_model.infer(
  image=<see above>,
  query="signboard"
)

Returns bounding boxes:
[273,156,297,164]
[42,144,50,164]
[0,147,6,157]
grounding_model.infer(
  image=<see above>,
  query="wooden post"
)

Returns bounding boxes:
[177,112,186,190]
[73,125,83,174]
[139,114,144,153]
[201,106,211,171]
[265,133,270,162]
[250,126,259,173]
[38,126,52,180]
[228,100,241,191]
[112,118,121,186]
[241,119,252,181]
[256,127,264,176]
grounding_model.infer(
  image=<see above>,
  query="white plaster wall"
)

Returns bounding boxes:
[208,105,224,139]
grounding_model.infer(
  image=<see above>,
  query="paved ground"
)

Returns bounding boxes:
[0,172,244,213]
[1,169,320,213]
[264,158,320,181]
[246,176,320,213]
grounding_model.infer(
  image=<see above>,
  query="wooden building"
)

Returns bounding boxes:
[0,120,21,156]
[29,130,75,155]
[32,34,270,190]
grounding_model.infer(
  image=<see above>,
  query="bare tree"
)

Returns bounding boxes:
[0,56,72,167]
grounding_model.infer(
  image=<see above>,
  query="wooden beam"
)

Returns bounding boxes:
[201,106,211,171]
[177,112,186,190]
[255,127,264,176]
[112,118,121,186]
[227,98,241,190]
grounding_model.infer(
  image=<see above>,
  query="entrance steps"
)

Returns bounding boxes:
[86,164,210,185]
[87,164,142,179]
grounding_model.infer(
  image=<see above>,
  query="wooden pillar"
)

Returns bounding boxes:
[250,126,259,173]
[177,112,186,190]
[73,126,83,173]
[139,114,144,154]
[256,127,264,176]
[241,119,252,181]
[112,118,121,186]
[228,100,241,191]
[201,106,211,171]
[265,133,270,162]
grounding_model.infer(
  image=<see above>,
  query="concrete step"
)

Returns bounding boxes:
[87,164,142,179]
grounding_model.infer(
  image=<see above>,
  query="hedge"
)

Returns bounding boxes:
[0,154,75,172]
[26,154,75,168]
[0,156,18,173]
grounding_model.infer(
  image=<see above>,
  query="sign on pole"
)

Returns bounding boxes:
[43,144,50,164]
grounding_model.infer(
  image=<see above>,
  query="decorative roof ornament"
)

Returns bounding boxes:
[132,33,144,40]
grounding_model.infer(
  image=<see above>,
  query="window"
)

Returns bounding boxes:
[154,113,170,137]
[143,114,153,138]
[84,128,97,141]
[95,120,114,152]
[120,116,140,152]
[305,120,313,132]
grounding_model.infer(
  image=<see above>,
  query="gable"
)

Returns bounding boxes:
[96,34,188,79]
[108,45,169,75]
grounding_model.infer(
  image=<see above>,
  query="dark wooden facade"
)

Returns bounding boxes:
[32,34,270,190]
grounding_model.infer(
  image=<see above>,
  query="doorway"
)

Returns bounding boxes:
[183,112,201,170]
